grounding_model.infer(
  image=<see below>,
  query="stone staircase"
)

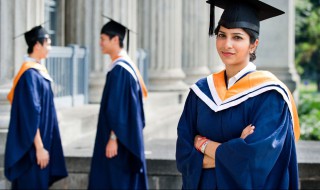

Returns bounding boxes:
[2,91,320,189]
[57,104,99,147]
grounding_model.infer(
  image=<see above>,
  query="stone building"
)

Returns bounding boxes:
[0,0,301,189]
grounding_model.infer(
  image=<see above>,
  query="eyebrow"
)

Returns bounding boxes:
[218,31,245,36]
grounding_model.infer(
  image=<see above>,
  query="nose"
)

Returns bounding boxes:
[224,38,233,49]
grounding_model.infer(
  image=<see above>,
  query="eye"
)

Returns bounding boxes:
[217,33,226,39]
[233,36,243,40]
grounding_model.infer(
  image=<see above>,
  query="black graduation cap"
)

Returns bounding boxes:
[101,15,135,52]
[206,0,285,36]
[24,25,50,47]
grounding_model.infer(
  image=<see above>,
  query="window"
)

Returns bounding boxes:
[45,0,57,45]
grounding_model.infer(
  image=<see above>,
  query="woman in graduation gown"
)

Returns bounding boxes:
[175,0,300,189]
[4,26,68,189]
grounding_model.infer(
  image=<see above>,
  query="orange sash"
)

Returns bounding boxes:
[112,55,148,98]
[213,70,300,141]
[7,62,48,104]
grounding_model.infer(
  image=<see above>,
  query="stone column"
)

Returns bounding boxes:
[257,0,299,93]
[138,0,188,91]
[181,0,211,85]
[0,0,45,149]
[65,0,138,103]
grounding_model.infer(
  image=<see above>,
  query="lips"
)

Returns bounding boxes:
[221,51,235,57]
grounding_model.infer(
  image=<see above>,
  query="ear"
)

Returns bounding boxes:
[34,42,41,50]
[250,39,259,53]
[112,36,120,45]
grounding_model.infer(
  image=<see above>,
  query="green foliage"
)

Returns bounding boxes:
[295,0,320,84]
[298,85,320,140]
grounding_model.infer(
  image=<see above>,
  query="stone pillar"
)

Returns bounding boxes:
[0,0,45,144]
[65,0,138,103]
[257,0,299,93]
[138,0,188,91]
[181,0,211,85]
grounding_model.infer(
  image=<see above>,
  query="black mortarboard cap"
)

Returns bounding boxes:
[206,0,285,36]
[101,20,127,40]
[101,15,134,52]
[24,25,50,47]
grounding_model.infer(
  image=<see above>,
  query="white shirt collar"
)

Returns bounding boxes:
[24,55,43,64]
[23,55,53,82]
[108,49,133,73]
[227,62,256,89]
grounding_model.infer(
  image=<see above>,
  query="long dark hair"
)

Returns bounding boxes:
[214,25,259,61]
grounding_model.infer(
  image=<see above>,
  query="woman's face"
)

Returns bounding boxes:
[216,26,257,67]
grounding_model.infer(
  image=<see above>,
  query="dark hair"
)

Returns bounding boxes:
[214,25,259,61]
[104,32,124,48]
[27,38,46,54]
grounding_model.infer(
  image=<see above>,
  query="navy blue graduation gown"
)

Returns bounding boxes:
[176,74,299,189]
[88,60,148,190]
[4,68,68,189]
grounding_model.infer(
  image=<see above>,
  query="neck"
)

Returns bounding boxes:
[28,53,41,63]
[110,48,122,61]
[225,62,249,81]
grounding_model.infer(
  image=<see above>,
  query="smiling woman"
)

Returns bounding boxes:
[215,26,258,76]
[175,0,301,189]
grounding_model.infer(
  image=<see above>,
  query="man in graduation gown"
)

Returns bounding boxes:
[88,18,148,190]
[176,0,300,189]
[4,26,68,189]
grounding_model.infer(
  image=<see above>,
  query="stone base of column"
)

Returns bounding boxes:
[260,66,299,92]
[183,66,211,85]
[0,87,10,160]
[88,72,106,104]
[148,68,188,92]
[260,66,300,102]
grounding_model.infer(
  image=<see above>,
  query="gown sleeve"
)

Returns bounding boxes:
[176,91,204,189]
[103,65,145,172]
[5,69,41,181]
[215,90,298,189]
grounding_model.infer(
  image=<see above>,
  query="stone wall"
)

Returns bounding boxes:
[1,140,320,189]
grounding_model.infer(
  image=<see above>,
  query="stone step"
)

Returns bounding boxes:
[0,168,9,190]
[0,180,6,190]
[57,104,99,146]
[57,91,187,146]
[144,104,183,141]
[300,178,320,190]
[0,88,11,113]
[144,91,188,108]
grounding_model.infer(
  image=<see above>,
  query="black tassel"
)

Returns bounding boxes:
[209,4,215,37]
[127,29,130,52]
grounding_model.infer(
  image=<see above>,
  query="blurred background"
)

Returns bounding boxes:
[0,0,319,189]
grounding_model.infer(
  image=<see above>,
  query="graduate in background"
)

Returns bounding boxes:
[4,25,68,189]
[88,18,148,190]
[176,0,300,189]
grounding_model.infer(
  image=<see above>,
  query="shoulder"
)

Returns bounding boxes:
[20,68,42,83]
[110,61,138,82]
[194,77,208,87]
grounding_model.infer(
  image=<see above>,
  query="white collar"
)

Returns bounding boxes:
[23,55,53,82]
[227,62,256,89]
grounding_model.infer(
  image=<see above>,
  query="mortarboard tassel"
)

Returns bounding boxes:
[209,3,215,36]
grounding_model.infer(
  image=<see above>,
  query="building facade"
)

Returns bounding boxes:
[0,0,298,143]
